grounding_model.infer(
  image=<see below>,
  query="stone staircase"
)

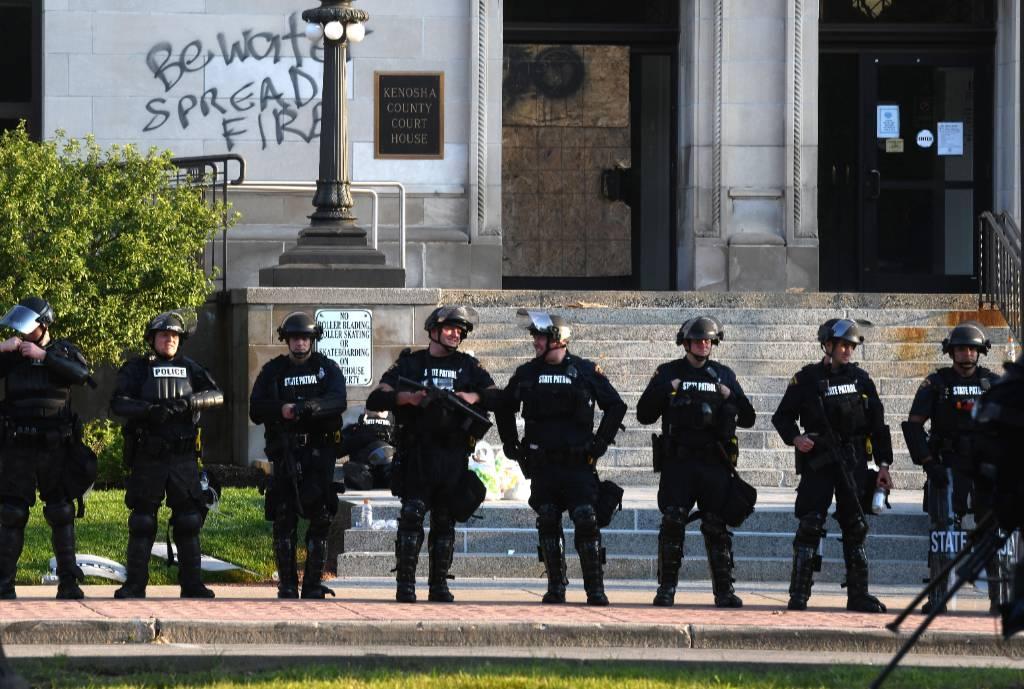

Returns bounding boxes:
[336,291,1016,586]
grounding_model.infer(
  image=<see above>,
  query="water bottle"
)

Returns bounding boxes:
[358,498,373,528]
[871,487,889,515]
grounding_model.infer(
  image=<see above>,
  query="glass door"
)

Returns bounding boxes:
[859,53,991,292]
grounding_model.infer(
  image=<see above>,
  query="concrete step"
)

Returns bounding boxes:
[343,527,925,562]
[467,339,1000,364]
[472,322,1013,344]
[343,502,930,535]
[335,551,929,585]
[477,358,964,381]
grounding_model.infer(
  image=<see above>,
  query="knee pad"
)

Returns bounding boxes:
[172,511,203,537]
[839,515,869,546]
[570,504,599,540]
[127,511,158,538]
[0,503,29,529]
[398,499,426,531]
[536,504,562,537]
[700,512,729,541]
[43,501,76,528]
[795,512,826,548]
[660,506,687,540]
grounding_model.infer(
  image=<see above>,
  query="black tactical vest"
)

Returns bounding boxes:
[665,364,725,439]
[819,371,868,438]
[931,368,991,438]
[274,356,331,404]
[3,351,74,420]
[519,363,594,431]
[139,360,194,404]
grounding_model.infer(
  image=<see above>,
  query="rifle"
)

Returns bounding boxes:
[396,376,493,441]
[275,429,306,518]
[806,393,868,524]
[870,510,1006,689]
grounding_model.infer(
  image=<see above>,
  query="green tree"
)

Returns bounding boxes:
[0,125,231,366]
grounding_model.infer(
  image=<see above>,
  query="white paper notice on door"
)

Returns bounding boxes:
[937,122,964,156]
[876,105,900,139]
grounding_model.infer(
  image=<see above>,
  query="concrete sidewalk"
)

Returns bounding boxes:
[0,579,1017,661]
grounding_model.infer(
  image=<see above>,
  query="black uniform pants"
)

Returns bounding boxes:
[265,443,338,524]
[657,448,731,515]
[528,462,600,514]
[0,443,73,506]
[794,459,870,524]
[393,446,469,512]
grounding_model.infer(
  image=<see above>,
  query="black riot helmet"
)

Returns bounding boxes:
[1,296,56,337]
[676,316,724,346]
[145,311,190,345]
[277,311,323,341]
[942,321,991,356]
[424,305,477,352]
[817,318,865,346]
[424,305,477,337]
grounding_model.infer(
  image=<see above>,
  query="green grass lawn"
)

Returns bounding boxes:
[9,661,1024,689]
[16,488,275,585]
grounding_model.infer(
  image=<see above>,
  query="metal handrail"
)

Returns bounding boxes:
[978,210,1023,346]
[237,180,407,270]
[169,153,246,292]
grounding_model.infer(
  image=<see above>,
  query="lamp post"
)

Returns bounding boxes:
[259,0,404,286]
[302,0,366,232]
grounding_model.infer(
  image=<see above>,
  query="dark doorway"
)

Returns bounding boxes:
[819,1,995,293]
[501,6,678,290]
[0,0,41,138]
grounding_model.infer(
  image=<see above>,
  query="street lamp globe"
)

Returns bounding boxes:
[346,21,366,43]
[323,20,345,41]
[304,21,324,42]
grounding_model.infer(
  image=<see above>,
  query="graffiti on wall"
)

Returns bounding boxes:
[143,12,330,150]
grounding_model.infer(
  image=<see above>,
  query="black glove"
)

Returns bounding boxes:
[297,399,321,419]
[503,442,523,461]
[923,461,948,488]
[147,404,170,423]
[163,398,190,415]
[586,437,609,462]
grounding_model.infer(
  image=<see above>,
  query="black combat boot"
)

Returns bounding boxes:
[575,535,609,606]
[50,521,84,600]
[843,540,886,613]
[301,536,335,599]
[653,529,683,607]
[394,529,423,603]
[114,533,154,599]
[787,543,817,611]
[274,537,299,599]
[427,523,456,603]
[175,531,215,599]
[0,519,25,600]
[704,536,743,608]
[538,532,568,604]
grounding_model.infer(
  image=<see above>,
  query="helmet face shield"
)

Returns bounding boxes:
[0,305,46,335]
[517,308,571,343]
[676,316,724,346]
[819,318,865,345]
[942,321,990,355]
[147,311,190,339]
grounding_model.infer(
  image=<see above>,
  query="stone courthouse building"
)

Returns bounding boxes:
[4,0,1022,293]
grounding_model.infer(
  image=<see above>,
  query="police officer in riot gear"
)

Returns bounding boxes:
[974,353,1024,636]
[902,321,1002,614]
[250,312,348,599]
[0,297,93,599]
[772,319,893,612]
[636,316,756,608]
[110,311,224,599]
[366,306,497,603]
[496,311,627,606]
